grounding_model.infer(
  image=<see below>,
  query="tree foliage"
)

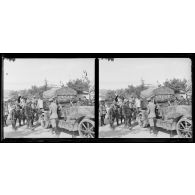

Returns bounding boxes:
[104,79,148,100]
[163,78,187,93]
[67,79,90,93]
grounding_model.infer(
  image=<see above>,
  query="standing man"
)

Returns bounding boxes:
[4,102,9,126]
[24,100,33,129]
[49,98,58,135]
[10,104,17,130]
[147,97,157,136]
[15,103,22,127]
[123,100,132,129]
[99,100,107,126]
[135,97,141,113]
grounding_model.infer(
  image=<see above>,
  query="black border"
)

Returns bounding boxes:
[0,53,194,143]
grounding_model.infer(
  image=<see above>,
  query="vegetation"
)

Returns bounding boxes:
[103,78,189,100]
[163,78,188,93]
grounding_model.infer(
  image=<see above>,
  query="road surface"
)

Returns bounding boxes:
[99,121,178,138]
[3,121,80,138]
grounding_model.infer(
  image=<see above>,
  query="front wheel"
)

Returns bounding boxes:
[176,118,192,138]
[78,118,95,138]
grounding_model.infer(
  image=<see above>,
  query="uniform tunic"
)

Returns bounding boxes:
[147,102,156,127]
[49,102,58,128]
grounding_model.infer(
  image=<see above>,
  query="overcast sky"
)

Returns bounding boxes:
[4,58,95,90]
[100,58,191,90]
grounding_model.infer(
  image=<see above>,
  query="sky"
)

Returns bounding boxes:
[99,58,192,90]
[3,58,95,90]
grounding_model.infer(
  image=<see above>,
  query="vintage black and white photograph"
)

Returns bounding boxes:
[3,58,95,138]
[99,58,192,138]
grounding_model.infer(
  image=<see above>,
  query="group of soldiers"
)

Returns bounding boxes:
[99,95,141,129]
[4,94,95,135]
[4,96,43,130]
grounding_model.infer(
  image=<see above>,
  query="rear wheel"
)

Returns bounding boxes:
[176,118,192,138]
[78,118,95,138]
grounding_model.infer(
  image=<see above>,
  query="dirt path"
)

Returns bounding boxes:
[3,123,80,138]
[99,122,178,138]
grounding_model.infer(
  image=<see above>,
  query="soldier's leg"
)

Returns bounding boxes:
[110,115,114,128]
[23,116,26,125]
[11,119,16,130]
[18,116,22,126]
[129,116,131,127]
[124,115,127,127]
[51,119,57,134]
[100,115,104,126]
[4,115,7,126]
[149,118,154,134]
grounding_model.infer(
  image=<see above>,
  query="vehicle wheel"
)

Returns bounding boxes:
[176,118,192,138]
[78,119,95,138]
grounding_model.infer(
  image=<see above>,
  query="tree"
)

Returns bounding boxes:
[67,79,90,93]
[163,78,187,93]
[105,90,116,100]
[100,58,114,61]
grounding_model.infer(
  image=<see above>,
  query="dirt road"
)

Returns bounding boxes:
[99,121,178,138]
[3,122,80,138]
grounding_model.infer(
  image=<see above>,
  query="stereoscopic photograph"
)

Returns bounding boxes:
[99,58,192,138]
[3,58,95,138]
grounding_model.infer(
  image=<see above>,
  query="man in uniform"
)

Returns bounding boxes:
[49,98,58,135]
[123,99,132,129]
[24,100,33,129]
[147,97,157,136]
[99,100,107,126]
[15,103,22,127]
[10,104,17,130]
[108,100,119,129]
[4,102,9,126]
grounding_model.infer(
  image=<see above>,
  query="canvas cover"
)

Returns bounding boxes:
[141,86,174,99]
[43,87,60,99]
[43,87,77,99]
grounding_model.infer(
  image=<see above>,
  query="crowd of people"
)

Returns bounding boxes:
[99,95,141,129]
[4,95,94,135]
[4,95,44,130]
[99,92,192,136]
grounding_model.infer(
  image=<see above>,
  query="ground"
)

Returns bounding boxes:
[99,121,178,138]
[3,120,80,138]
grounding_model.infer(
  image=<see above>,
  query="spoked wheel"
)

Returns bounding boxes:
[78,119,95,138]
[176,118,192,138]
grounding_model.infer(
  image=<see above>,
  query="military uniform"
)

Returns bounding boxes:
[49,101,58,134]
[24,103,33,128]
[108,103,119,128]
[99,104,107,126]
[123,103,132,128]
[15,104,22,127]
[10,107,17,130]
[147,100,157,135]
[4,103,9,126]
[120,102,125,124]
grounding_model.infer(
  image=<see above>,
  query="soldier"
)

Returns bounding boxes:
[99,100,107,126]
[49,98,58,134]
[118,97,125,125]
[10,105,17,130]
[147,97,157,136]
[108,100,119,129]
[4,102,9,126]
[123,100,132,129]
[15,104,22,127]
[24,100,34,129]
